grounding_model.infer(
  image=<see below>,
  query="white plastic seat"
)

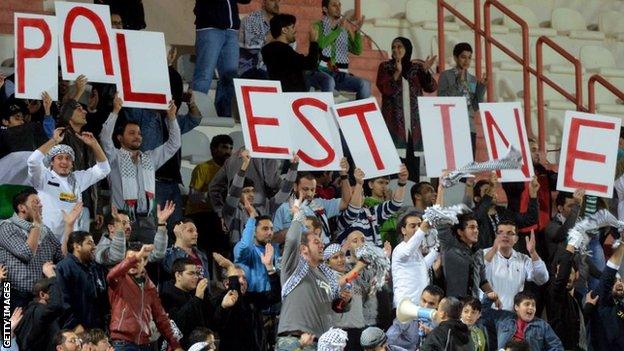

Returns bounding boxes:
[598,10,624,38]
[551,8,605,40]
[229,131,245,151]
[181,130,211,164]
[580,45,624,78]
[406,0,437,24]
[454,1,509,34]
[503,4,557,37]
[360,1,391,20]
[540,47,586,75]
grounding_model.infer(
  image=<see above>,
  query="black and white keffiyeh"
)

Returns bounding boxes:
[318,328,348,351]
[441,146,523,188]
[568,209,624,253]
[118,149,155,218]
[423,204,471,228]
[355,243,390,291]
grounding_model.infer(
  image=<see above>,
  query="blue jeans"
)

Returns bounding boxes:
[304,70,335,92]
[112,340,152,351]
[331,71,371,99]
[193,28,239,117]
[587,236,606,291]
[155,180,183,236]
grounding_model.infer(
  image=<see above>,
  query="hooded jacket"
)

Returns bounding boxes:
[420,319,474,351]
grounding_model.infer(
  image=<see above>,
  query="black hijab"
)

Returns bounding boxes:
[393,37,413,80]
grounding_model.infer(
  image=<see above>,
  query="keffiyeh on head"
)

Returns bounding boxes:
[45,144,75,167]
[324,243,342,261]
[318,328,348,351]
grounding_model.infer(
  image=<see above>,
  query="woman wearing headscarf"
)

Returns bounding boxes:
[376,37,437,179]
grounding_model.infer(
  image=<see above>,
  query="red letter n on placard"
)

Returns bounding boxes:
[433,103,457,170]
[484,108,530,178]
[63,6,114,76]
[563,118,614,193]
[241,86,289,155]
[16,18,51,94]
[292,98,336,167]
[336,102,384,170]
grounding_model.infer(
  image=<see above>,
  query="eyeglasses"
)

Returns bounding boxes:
[497,232,517,237]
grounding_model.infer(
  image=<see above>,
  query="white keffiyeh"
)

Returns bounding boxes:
[423,204,471,228]
[318,328,348,351]
[118,149,155,217]
[568,209,624,253]
[355,243,390,291]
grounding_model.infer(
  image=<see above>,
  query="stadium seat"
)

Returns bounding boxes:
[551,8,605,40]
[503,4,557,37]
[454,1,509,34]
[580,45,624,78]
[181,130,211,165]
[598,10,624,39]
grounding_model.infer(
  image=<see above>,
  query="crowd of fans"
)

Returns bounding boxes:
[1,0,624,351]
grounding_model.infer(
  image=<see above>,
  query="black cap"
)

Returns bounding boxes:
[1,101,25,121]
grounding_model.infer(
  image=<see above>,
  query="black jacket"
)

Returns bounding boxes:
[194,0,251,30]
[421,319,474,351]
[55,254,109,329]
[262,41,320,92]
[0,122,48,157]
[15,278,66,351]
[591,263,624,350]
[474,194,538,249]
[160,280,213,349]
[210,272,281,351]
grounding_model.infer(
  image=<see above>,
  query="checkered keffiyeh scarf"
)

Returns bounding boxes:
[2,214,53,244]
[320,16,350,66]
[441,146,523,188]
[118,149,155,218]
[318,328,348,351]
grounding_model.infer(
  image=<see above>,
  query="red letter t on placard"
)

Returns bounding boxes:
[563,117,614,193]
[240,86,289,155]
[433,103,457,170]
[16,18,52,94]
[63,6,114,76]
[336,102,384,170]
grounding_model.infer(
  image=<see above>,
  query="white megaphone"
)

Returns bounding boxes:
[396,298,437,323]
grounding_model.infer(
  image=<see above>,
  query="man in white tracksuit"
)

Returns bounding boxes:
[27,127,110,241]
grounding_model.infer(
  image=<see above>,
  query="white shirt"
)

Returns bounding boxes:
[392,228,439,307]
[483,247,549,310]
[27,149,110,241]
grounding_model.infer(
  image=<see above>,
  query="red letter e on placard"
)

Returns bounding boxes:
[241,86,289,155]
[563,118,614,193]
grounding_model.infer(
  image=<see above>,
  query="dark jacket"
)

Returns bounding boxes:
[15,278,66,351]
[438,225,488,298]
[545,205,579,265]
[591,263,624,350]
[160,280,213,349]
[194,0,251,30]
[0,122,48,157]
[107,256,181,349]
[474,194,538,249]
[55,253,109,329]
[210,272,281,351]
[262,41,321,92]
[420,319,474,351]
[547,249,594,350]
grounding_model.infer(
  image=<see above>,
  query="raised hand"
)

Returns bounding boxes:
[525,230,537,256]
[339,157,350,176]
[62,201,83,228]
[166,100,177,119]
[240,149,251,171]
[573,188,585,206]
[354,168,365,186]
[585,291,599,305]
[76,132,98,147]
[42,261,56,278]
[195,278,209,299]
[478,74,488,85]
[42,91,53,116]
[398,164,409,183]
[9,307,23,334]
[243,196,257,217]
[157,200,176,224]
[528,176,540,198]
[213,252,235,270]
[88,88,99,112]
[0,265,7,282]
[112,93,123,114]
[75,74,87,97]
[261,243,275,268]
[422,55,438,70]
[137,244,154,259]
[221,290,239,308]
[52,127,66,144]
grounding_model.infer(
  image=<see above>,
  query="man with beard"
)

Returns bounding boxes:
[100,95,181,244]
[592,241,624,350]
[547,242,599,350]
[56,230,109,330]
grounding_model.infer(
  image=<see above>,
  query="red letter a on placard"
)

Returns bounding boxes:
[63,6,114,76]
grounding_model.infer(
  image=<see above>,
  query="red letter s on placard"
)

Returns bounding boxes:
[563,117,614,193]
[63,6,114,76]
[16,18,52,94]
[336,102,384,170]
[291,98,336,167]
[240,86,289,155]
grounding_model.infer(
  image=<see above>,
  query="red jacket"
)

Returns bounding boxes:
[107,256,181,349]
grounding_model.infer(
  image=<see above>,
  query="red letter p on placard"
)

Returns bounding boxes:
[14,14,58,100]
[557,111,621,197]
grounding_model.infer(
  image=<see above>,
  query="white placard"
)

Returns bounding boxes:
[479,102,534,182]
[113,30,171,110]
[56,2,118,83]
[14,13,58,101]
[418,97,473,177]
[283,93,344,171]
[556,111,621,197]
[234,79,291,159]
[332,98,402,179]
